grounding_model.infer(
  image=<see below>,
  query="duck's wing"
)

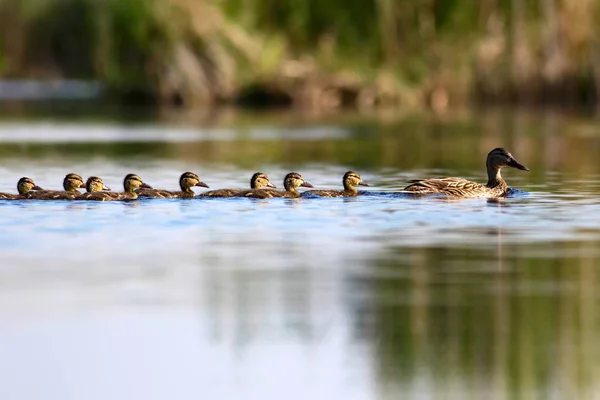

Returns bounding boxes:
[0,192,18,199]
[23,190,58,199]
[170,191,194,198]
[403,177,486,196]
[77,191,121,201]
[198,188,239,198]
[236,189,282,199]
[26,190,80,200]
[302,189,344,198]
[136,189,174,198]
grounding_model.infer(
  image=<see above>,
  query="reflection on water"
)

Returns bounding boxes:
[0,108,600,399]
[364,241,600,399]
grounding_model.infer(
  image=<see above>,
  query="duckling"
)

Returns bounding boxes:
[402,148,529,198]
[25,173,86,200]
[237,172,313,199]
[0,177,43,199]
[303,171,369,197]
[199,172,275,198]
[79,173,151,201]
[76,176,112,200]
[136,172,209,198]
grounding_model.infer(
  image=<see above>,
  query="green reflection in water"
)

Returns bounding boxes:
[1,108,599,182]
[358,238,599,398]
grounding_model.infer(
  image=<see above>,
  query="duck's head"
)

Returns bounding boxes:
[17,177,42,195]
[123,174,152,193]
[63,173,86,192]
[283,172,313,191]
[179,172,209,191]
[487,148,529,171]
[85,176,111,193]
[251,172,276,189]
[343,171,369,190]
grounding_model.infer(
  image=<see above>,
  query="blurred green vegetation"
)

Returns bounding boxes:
[0,0,598,108]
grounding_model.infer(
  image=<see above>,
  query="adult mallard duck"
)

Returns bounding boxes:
[136,172,209,198]
[79,173,151,201]
[303,171,369,197]
[76,176,112,200]
[237,172,312,199]
[25,173,86,200]
[0,177,43,199]
[402,148,529,198]
[200,172,276,198]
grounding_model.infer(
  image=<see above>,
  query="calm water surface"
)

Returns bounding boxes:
[0,108,599,400]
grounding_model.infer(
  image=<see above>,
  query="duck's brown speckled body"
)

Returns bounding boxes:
[303,171,369,197]
[137,172,208,198]
[0,177,43,199]
[79,174,151,201]
[402,148,529,198]
[238,172,312,199]
[202,172,276,198]
[25,173,85,200]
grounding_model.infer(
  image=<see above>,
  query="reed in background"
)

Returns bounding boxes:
[0,0,598,109]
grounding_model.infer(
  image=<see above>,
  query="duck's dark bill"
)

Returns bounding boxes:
[196,182,210,188]
[266,182,277,188]
[508,158,530,171]
[358,182,370,186]
[32,185,43,190]
[141,183,153,189]
[301,182,314,188]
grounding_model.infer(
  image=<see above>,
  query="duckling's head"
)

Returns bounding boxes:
[283,172,313,191]
[343,171,369,190]
[123,174,152,193]
[487,148,529,171]
[85,176,111,193]
[17,177,42,195]
[179,172,209,191]
[251,172,276,189]
[63,173,86,192]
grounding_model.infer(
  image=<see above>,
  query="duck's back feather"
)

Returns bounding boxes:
[198,188,241,198]
[77,191,125,201]
[234,189,284,199]
[0,192,18,199]
[403,177,502,198]
[303,189,356,198]
[136,188,177,198]
[25,190,80,200]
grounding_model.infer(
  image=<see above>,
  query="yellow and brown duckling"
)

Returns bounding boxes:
[303,171,369,197]
[200,172,276,198]
[0,177,43,199]
[402,147,529,198]
[238,172,313,199]
[136,172,208,198]
[25,173,86,200]
[79,173,151,201]
[76,176,113,200]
